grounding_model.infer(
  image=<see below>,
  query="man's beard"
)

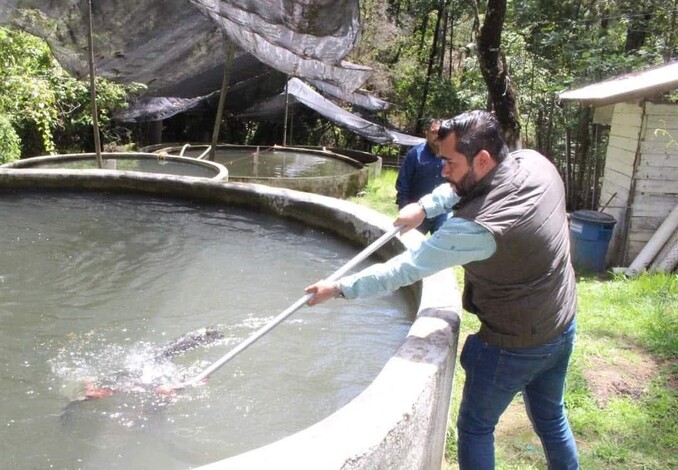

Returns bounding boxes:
[449,168,478,197]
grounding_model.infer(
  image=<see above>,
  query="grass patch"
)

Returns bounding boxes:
[577,273,677,359]
[567,273,677,470]
[348,167,399,218]
[352,170,677,470]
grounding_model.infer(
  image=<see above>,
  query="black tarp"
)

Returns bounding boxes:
[0,0,420,145]
[238,78,422,145]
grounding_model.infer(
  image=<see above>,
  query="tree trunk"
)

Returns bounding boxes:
[417,14,429,53]
[448,6,455,78]
[389,0,403,26]
[476,0,521,148]
[438,1,450,76]
[666,0,677,62]
[624,0,653,53]
[415,4,443,133]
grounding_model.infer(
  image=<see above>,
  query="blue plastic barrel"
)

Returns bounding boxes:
[569,210,617,273]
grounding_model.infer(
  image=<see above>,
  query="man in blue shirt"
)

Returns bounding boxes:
[395,118,446,234]
[306,110,579,469]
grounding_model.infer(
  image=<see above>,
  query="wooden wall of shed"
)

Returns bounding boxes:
[600,102,641,265]
[629,103,678,261]
[601,102,678,266]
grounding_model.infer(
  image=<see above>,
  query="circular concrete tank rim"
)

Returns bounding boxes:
[0,169,461,469]
[141,142,383,178]
[142,143,370,199]
[1,152,229,181]
[143,143,365,168]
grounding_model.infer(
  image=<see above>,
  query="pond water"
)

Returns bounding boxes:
[0,192,413,469]
[181,148,357,178]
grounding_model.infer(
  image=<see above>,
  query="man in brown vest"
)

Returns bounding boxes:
[306,110,579,469]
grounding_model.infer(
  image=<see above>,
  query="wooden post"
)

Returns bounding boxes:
[210,42,235,162]
[86,0,102,168]
[283,78,290,147]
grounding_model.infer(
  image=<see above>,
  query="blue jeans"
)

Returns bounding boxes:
[457,320,578,469]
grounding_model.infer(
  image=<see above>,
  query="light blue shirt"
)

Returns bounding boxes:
[340,184,497,299]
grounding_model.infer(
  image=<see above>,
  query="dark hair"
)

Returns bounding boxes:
[438,110,508,163]
[423,117,441,131]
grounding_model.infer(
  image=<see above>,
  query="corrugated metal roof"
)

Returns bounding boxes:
[559,61,678,106]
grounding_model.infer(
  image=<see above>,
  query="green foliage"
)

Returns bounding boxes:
[370,144,401,159]
[51,75,143,153]
[0,26,58,154]
[0,114,22,163]
[0,26,142,157]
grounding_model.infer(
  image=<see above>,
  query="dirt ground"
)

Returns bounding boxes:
[493,346,662,459]
[579,348,661,406]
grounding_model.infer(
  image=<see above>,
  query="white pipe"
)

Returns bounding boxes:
[626,204,678,277]
[179,143,191,156]
[197,146,212,160]
[653,238,678,274]
[650,230,678,273]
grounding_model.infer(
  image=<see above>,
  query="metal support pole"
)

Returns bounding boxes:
[283,78,290,147]
[209,42,236,162]
[86,0,102,168]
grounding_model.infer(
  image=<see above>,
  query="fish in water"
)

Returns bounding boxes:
[80,327,224,400]
[154,327,224,361]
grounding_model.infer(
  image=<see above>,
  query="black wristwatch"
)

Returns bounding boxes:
[333,282,346,299]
